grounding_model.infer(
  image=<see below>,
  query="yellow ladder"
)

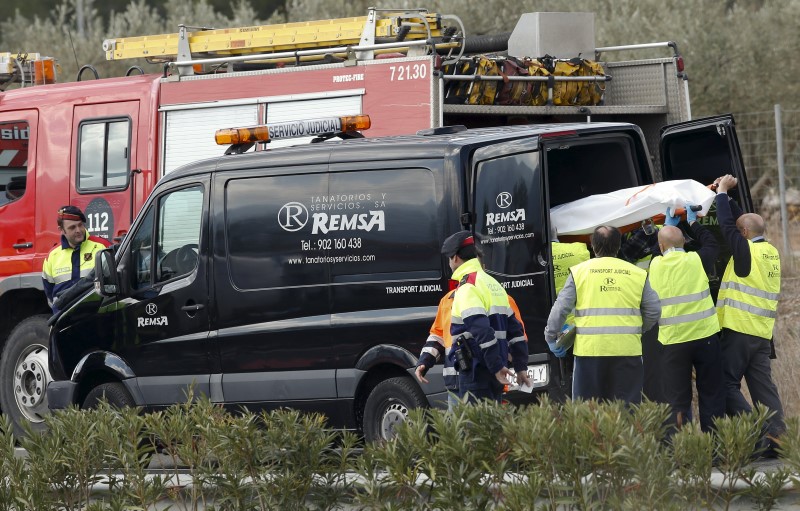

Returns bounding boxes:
[103,9,449,62]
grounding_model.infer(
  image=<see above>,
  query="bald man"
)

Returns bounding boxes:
[648,216,723,433]
[715,174,784,456]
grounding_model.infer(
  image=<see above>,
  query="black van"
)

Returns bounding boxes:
[46,116,751,441]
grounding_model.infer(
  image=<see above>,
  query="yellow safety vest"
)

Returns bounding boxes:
[42,232,108,289]
[635,254,654,271]
[571,257,647,356]
[552,241,590,326]
[649,250,720,345]
[716,241,780,340]
[450,258,526,374]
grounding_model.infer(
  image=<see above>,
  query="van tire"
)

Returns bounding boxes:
[363,376,427,443]
[0,314,52,436]
[83,382,135,409]
[83,382,156,466]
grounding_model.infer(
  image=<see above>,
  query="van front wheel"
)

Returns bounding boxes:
[83,382,135,409]
[363,376,427,443]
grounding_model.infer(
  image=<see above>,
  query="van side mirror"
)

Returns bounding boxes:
[95,249,120,296]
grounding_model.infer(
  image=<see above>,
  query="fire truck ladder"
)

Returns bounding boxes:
[103,8,465,76]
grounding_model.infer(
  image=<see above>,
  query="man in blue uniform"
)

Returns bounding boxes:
[42,206,110,313]
[444,231,530,402]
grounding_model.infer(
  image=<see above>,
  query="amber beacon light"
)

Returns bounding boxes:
[215,115,371,145]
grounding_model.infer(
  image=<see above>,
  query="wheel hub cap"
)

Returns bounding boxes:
[13,345,50,423]
[380,402,409,440]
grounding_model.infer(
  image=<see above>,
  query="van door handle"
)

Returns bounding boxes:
[181,304,205,312]
[13,242,33,249]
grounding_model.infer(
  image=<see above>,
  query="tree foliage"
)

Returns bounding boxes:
[1,0,799,115]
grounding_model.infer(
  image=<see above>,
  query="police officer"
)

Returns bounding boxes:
[715,174,784,452]
[545,226,661,403]
[443,231,529,403]
[415,288,527,408]
[42,206,110,314]
[648,207,723,432]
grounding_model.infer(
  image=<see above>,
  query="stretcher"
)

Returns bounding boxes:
[551,179,715,236]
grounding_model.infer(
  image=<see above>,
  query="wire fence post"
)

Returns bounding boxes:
[774,104,790,258]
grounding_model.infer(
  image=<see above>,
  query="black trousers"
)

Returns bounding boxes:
[642,326,664,402]
[573,356,643,404]
[720,328,785,437]
[662,333,725,432]
[458,364,503,403]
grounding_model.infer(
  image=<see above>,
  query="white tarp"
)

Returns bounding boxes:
[551,179,716,235]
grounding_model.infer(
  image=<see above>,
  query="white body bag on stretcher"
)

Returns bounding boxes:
[550,179,716,235]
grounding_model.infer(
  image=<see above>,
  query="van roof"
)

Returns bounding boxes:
[163,121,642,184]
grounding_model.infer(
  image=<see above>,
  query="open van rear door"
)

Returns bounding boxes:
[659,114,752,211]
[659,114,752,294]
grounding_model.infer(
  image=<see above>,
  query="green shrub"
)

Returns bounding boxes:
[0,396,795,508]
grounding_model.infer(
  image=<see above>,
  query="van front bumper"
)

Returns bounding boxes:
[47,381,78,410]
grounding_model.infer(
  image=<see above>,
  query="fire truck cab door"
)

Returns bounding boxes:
[0,110,37,275]
[70,101,139,244]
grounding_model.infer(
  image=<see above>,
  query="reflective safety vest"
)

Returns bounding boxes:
[635,254,654,271]
[717,241,781,340]
[571,257,647,356]
[450,258,528,375]
[419,284,528,390]
[552,241,590,327]
[649,250,719,345]
[419,289,527,390]
[42,231,110,311]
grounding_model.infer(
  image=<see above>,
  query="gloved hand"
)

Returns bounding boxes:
[665,207,680,227]
[547,339,568,358]
[685,203,698,223]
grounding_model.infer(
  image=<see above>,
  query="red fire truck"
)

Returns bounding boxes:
[0,9,691,432]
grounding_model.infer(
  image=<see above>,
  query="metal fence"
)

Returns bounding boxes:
[732,105,800,256]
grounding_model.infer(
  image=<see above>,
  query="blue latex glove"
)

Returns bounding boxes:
[685,203,698,223]
[547,339,568,358]
[664,207,680,227]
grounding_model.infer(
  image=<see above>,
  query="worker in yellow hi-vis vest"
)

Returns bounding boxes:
[545,226,661,403]
[649,206,723,433]
[715,174,784,457]
[551,226,591,332]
